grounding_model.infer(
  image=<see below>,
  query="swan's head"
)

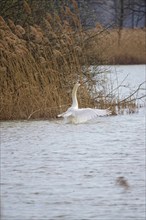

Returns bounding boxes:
[75,81,81,88]
[72,82,81,95]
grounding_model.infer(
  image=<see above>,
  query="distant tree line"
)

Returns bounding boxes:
[77,0,146,28]
[113,0,146,28]
[0,0,146,28]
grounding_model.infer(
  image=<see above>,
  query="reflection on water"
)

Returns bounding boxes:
[1,65,146,220]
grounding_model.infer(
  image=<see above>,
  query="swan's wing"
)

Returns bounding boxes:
[58,109,75,124]
[72,108,111,123]
[57,107,73,118]
[58,111,70,117]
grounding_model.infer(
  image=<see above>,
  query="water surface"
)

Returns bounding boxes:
[1,65,146,220]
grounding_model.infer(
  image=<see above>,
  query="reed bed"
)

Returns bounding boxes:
[0,3,145,120]
[0,7,96,120]
[85,27,146,65]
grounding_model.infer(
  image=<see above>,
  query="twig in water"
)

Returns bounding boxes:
[27,109,40,120]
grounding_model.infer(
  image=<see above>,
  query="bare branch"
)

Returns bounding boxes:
[118,81,146,104]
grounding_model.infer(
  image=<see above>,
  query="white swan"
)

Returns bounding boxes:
[58,82,111,124]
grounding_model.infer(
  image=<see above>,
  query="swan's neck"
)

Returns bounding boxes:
[71,84,79,108]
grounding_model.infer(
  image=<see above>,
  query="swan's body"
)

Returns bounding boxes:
[58,82,111,124]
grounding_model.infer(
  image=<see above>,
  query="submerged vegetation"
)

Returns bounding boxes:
[0,1,145,120]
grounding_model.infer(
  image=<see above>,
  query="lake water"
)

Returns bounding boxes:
[1,65,146,220]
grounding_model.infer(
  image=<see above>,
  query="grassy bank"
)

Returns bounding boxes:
[0,8,145,120]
